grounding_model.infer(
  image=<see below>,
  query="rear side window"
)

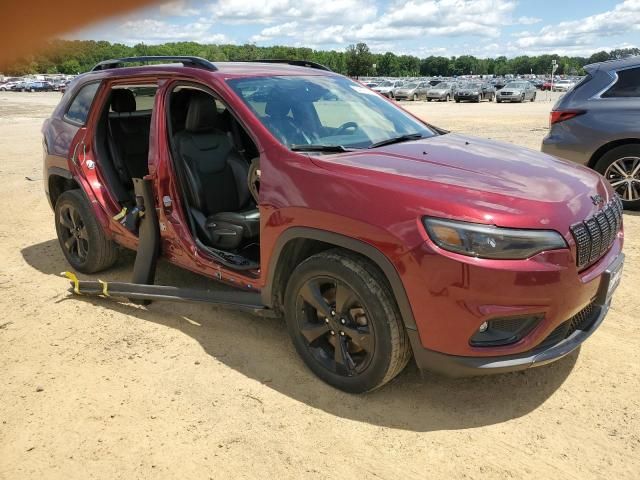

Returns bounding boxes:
[602,67,640,98]
[65,82,100,124]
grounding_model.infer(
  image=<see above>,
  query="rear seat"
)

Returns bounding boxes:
[107,89,151,189]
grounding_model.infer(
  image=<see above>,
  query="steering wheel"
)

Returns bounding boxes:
[336,122,359,135]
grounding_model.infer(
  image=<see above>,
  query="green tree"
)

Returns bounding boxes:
[345,43,372,78]
[60,59,81,74]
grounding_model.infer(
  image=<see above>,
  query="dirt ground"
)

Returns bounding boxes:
[0,91,638,480]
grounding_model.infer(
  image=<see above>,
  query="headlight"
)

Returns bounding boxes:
[423,217,567,259]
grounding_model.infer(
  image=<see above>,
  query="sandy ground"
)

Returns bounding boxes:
[0,91,638,480]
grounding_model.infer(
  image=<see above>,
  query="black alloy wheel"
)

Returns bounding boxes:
[54,189,118,273]
[58,203,90,264]
[284,250,411,392]
[294,276,376,377]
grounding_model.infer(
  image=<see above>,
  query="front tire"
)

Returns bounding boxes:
[284,250,411,393]
[54,189,118,273]
[595,144,640,210]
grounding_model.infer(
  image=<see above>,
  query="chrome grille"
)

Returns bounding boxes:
[570,197,623,269]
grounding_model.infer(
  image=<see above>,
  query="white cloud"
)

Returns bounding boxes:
[210,0,377,25]
[516,16,541,25]
[119,19,232,44]
[515,0,640,49]
[159,0,201,17]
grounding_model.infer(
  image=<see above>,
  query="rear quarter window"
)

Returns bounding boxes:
[602,67,640,98]
[64,82,100,125]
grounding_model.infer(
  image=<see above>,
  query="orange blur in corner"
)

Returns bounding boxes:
[0,0,158,66]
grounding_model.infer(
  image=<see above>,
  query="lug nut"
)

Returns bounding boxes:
[330,330,335,335]
[325,318,329,324]
[331,310,336,316]
[340,331,345,336]
[340,318,346,325]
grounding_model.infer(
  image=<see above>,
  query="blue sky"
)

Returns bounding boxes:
[69,0,640,57]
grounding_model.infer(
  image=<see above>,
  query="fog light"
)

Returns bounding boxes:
[470,314,544,347]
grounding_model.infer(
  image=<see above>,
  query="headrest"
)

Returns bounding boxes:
[111,89,136,113]
[185,92,218,132]
[265,92,292,119]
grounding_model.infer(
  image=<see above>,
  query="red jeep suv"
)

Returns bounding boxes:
[43,56,624,392]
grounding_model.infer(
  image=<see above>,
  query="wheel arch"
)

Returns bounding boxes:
[262,227,417,331]
[47,168,80,208]
[588,139,640,169]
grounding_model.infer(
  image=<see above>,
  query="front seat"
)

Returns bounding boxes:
[173,91,259,250]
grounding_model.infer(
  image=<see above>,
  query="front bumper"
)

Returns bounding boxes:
[497,94,522,102]
[455,94,480,101]
[410,253,624,377]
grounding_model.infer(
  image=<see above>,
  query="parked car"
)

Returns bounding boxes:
[541,80,553,91]
[45,56,623,392]
[531,79,544,89]
[363,82,378,88]
[553,79,576,92]
[542,56,640,209]
[496,81,537,103]
[372,80,404,98]
[426,81,457,101]
[454,81,495,102]
[492,78,507,90]
[0,81,18,91]
[25,81,54,92]
[394,81,430,101]
[10,81,31,92]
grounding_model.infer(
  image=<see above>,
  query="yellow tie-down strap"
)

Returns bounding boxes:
[61,271,81,295]
[98,279,110,297]
[113,207,127,221]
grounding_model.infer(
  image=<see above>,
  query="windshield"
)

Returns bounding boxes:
[403,83,418,88]
[434,83,451,88]
[227,75,435,150]
[506,82,529,89]
[461,82,482,89]
[378,81,393,87]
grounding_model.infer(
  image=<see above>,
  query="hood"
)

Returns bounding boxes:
[373,86,393,92]
[309,133,611,232]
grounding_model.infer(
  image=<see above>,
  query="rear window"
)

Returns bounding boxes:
[65,82,100,125]
[602,67,640,98]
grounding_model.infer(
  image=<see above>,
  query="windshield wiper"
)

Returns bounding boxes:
[368,133,425,149]
[290,144,353,153]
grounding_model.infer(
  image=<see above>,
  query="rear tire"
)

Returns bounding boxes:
[54,189,118,273]
[413,93,418,101]
[530,93,536,102]
[595,144,640,210]
[284,249,412,393]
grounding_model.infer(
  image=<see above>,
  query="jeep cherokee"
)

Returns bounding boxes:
[43,56,624,393]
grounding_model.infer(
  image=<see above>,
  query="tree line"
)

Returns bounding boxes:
[2,39,638,78]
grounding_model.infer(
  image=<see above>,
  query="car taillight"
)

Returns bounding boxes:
[549,109,586,126]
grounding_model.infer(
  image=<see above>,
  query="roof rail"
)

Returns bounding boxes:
[250,59,332,72]
[91,56,217,72]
